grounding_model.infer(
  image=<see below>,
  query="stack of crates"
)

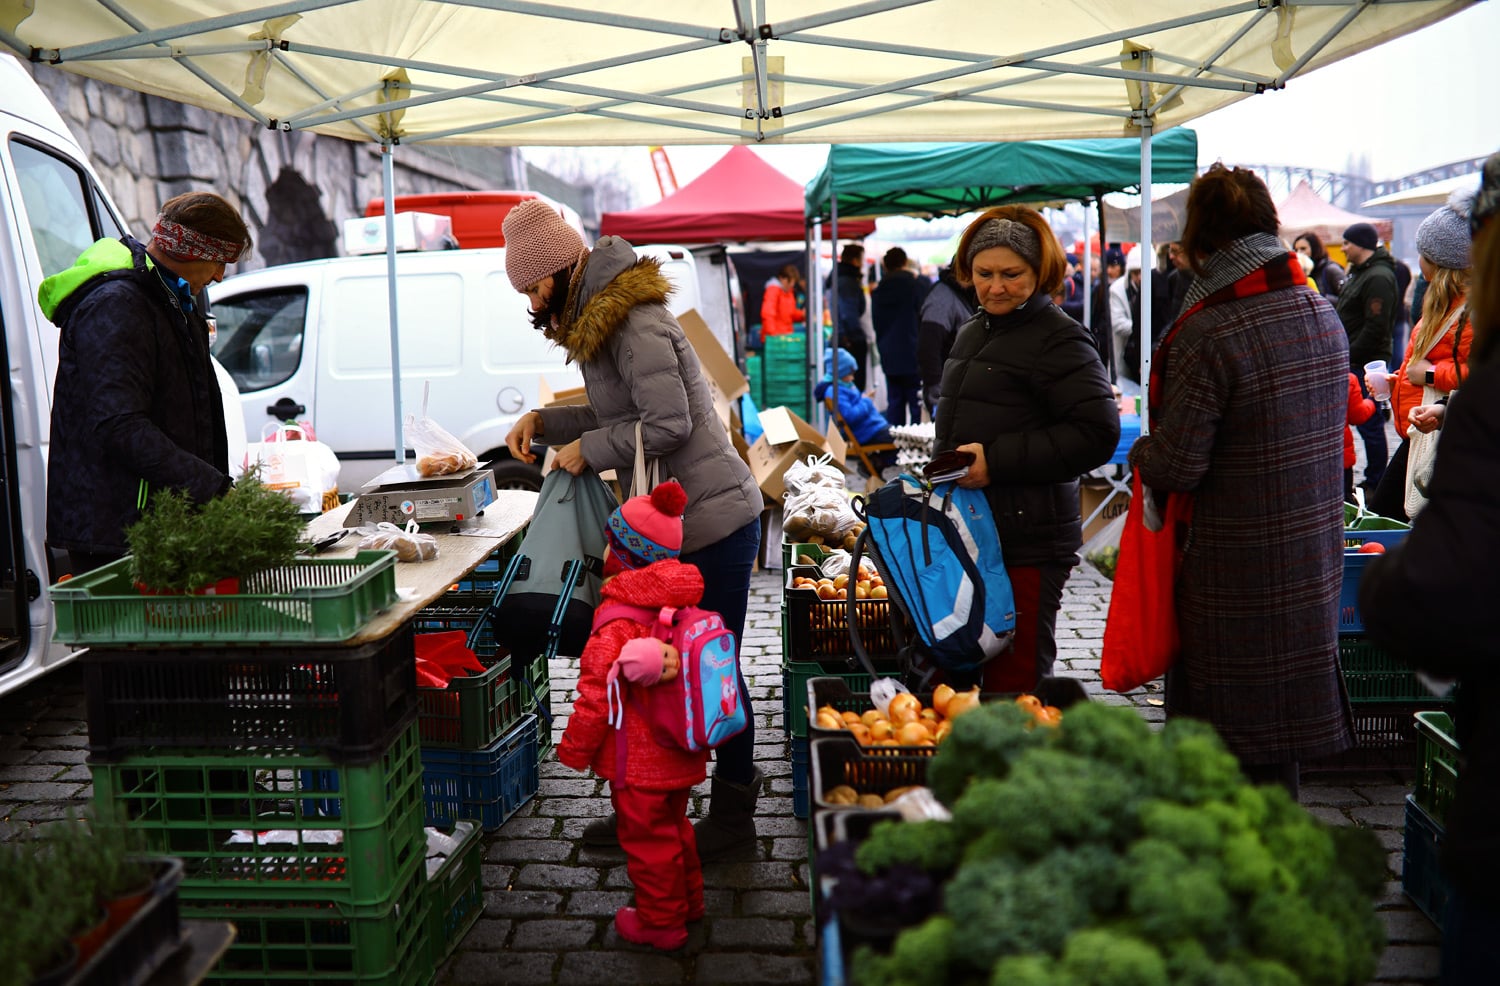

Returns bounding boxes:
[1318,505,1451,771]
[762,333,810,420]
[415,544,544,832]
[780,539,903,819]
[1403,711,1457,928]
[65,544,514,983]
[745,351,765,409]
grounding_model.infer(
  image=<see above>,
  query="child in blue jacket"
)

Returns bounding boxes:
[813,348,896,466]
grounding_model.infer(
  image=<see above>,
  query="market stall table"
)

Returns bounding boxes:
[302,489,537,645]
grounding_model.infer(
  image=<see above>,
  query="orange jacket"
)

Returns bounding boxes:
[1344,373,1374,469]
[760,281,804,337]
[1393,297,1471,439]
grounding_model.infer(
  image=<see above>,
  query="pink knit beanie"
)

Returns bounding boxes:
[501,199,587,291]
[604,481,688,574]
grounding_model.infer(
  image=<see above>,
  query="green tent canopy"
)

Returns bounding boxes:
[805,128,1199,222]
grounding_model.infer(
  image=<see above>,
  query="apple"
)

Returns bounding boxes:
[1359,541,1386,554]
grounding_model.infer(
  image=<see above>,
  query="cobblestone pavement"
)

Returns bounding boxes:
[0,564,1441,985]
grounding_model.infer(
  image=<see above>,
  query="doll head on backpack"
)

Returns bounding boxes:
[602,480,688,578]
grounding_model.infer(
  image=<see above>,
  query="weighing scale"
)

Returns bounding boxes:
[345,465,498,528]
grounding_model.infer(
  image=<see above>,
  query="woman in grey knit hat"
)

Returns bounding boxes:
[1366,190,1473,521]
[931,204,1119,693]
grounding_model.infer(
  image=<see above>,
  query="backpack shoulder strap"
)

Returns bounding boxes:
[591,601,663,633]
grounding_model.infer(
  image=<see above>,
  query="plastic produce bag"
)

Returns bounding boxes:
[356,520,439,562]
[783,454,846,495]
[816,548,877,582]
[405,382,477,477]
[1080,510,1126,581]
[782,485,861,542]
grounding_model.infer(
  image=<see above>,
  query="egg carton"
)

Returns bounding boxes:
[888,422,935,454]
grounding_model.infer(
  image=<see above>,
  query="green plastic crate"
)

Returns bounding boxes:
[522,654,553,754]
[1338,637,1440,703]
[782,657,880,739]
[1414,710,1458,829]
[414,602,524,750]
[50,550,399,646]
[90,720,425,905]
[425,820,483,968]
[183,849,430,984]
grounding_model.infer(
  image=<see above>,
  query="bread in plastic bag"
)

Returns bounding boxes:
[405,382,477,478]
[356,521,439,563]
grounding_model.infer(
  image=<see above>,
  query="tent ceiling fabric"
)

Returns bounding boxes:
[0,0,1471,147]
[1278,179,1392,243]
[805,128,1200,220]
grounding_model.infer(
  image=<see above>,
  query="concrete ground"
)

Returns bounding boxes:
[0,562,1442,985]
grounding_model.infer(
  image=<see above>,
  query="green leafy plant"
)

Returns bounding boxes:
[126,466,305,591]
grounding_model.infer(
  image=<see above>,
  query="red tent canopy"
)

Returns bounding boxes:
[1277,180,1392,245]
[601,145,875,244]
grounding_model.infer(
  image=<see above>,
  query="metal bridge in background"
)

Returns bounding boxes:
[1242,157,1488,212]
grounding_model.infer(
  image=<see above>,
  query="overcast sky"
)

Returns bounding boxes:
[575,2,1496,205]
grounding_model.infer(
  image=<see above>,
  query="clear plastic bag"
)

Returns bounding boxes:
[783,454,847,495]
[405,382,477,477]
[816,548,877,582]
[782,485,860,542]
[356,520,439,562]
[1080,510,1125,581]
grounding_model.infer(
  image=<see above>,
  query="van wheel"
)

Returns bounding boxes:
[485,458,543,493]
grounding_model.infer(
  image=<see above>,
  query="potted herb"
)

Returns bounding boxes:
[126,467,306,593]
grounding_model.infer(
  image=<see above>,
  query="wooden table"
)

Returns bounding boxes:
[303,489,536,646]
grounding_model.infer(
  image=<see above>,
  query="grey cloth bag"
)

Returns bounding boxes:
[493,466,618,658]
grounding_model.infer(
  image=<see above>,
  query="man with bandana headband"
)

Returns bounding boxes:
[39,191,251,575]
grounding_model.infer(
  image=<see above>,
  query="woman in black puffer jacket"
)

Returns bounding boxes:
[932,205,1120,692]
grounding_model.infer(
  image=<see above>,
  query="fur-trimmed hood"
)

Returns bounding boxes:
[549,236,673,364]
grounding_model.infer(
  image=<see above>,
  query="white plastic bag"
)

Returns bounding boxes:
[405,382,477,477]
[869,677,913,719]
[782,485,861,540]
[783,454,847,495]
[1080,510,1126,581]
[243,421,342,513]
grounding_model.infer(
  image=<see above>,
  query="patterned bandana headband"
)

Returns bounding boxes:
[151,216,246,264]
[966,217,1042,271]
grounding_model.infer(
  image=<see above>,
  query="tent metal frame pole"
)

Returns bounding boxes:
[381,143,405,466]
[1081,203,1092,329]
[1138,118,1154,435]
[827,186,841,431]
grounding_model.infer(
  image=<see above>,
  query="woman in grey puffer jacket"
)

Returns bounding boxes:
[501,200,764,864]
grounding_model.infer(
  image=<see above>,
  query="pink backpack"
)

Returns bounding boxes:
[593,603,748,754]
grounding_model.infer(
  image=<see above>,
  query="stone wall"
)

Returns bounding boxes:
[24,63,527,272]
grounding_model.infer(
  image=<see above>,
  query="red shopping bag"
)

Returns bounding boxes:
[1101,473,1193,693]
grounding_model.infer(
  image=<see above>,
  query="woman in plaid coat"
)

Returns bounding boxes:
[1129,165,1354,792]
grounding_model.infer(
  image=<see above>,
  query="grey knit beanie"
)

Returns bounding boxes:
[966,217,1041,271]
[1415,191,1473,271]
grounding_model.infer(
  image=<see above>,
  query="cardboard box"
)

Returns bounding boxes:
[1080,478,1130,543]
[538,376,588,408]
[747,406,846,502]
[679,309,749,425]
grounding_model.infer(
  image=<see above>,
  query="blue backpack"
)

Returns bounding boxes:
[849,475,1016,682]
[592,603,748,754]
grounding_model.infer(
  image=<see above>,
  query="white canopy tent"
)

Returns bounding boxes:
[1,0,1472,444]
[1362,172,1483,209]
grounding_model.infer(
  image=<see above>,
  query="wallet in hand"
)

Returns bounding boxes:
[922,448,975,483]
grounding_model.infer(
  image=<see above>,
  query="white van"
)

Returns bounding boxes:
[209,242,710,492]
[0,55,244,697]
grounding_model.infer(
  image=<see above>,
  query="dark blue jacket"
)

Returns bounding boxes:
[871,269,925,373]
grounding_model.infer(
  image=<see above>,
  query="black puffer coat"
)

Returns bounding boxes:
[933,293,1120,567]
[45,236,230,556]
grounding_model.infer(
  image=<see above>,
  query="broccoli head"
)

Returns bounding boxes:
[1152,717,1246,803]
[989,954,1081,986]
[926,700,1048,806]
[1052,700,1158,778]
[1137,798,1224,858]
[848,914,955,986]
[854,818,962,876]
[944,850,1101,969]
[1123,838,1234,947]
[1059,928,1169,986]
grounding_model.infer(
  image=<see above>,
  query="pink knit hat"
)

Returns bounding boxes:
[604,481,688,574]
[502,199,587,291]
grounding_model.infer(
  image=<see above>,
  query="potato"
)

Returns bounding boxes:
[857,794,886,810]
[826,785,859,805]
[883,786,917,803]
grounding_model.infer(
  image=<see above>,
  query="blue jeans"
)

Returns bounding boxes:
[1442,884,1500,985]
[679,518,762,785]
[884,372,922,427]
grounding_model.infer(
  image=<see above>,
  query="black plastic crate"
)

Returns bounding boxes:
[785,567,902,663]
[68,856,186,986]
[1304,701,1439,773]
[808,735,931,815]
[1402,795,1449,930]
[805,676,1014,748]
[83,624,417,764]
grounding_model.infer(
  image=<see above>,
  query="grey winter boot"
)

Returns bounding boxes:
[581,812,619,848]
[692,767,763,862]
